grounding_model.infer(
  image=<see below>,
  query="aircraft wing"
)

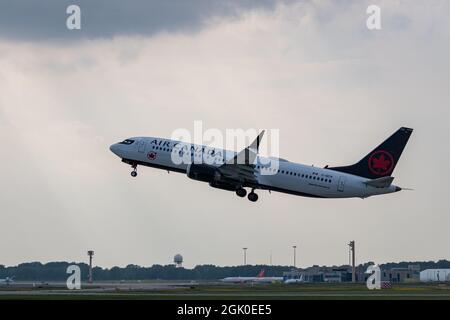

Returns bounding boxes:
[217,164,259,184]
[217,131,265,186]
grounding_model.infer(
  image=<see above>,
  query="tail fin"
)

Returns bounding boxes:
[257,270,265,278]
[329,127,413,179]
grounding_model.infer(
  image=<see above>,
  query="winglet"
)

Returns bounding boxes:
[250,130,265,153]
[227,130,265,165]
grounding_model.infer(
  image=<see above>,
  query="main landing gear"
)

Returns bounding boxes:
[130,164,138,177]
[236,188,247,198]
[236,188,258,202]
[247,190,258,202]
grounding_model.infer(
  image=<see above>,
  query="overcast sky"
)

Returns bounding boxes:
[0,0,449,269]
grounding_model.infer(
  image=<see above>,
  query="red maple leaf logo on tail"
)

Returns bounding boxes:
[368,150,394,175]
[372,154,391,170]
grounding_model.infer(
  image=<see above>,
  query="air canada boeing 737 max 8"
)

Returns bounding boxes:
[110,127,413,202]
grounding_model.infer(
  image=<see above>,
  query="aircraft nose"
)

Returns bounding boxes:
[395,186,402,192]
[110,143,120,156]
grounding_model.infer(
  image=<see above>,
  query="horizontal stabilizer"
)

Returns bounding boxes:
[364,176,394,188]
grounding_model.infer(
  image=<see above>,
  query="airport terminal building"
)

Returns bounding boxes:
[283,265,421,283]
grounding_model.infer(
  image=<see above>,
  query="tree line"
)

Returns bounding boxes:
[0,260,449,281]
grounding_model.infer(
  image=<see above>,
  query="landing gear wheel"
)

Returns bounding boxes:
[248,191,258,202]
[131,164,138,177]
[236,188,247,198]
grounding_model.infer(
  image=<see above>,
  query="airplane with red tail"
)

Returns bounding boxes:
[110,127,413,202]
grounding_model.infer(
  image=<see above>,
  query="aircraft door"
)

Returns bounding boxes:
[138,140,146,153]
[337,176,346,192]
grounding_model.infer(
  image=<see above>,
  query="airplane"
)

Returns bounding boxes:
[110,127,413,202]
[0,276,15,285]
[284,275,305,284]
[221,270,283,284]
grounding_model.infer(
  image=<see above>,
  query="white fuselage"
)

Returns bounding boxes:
[221,276,283,284]
[110,137,400,199]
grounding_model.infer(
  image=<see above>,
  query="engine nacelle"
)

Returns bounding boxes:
[186,164,218,183]
[187,164,239,191]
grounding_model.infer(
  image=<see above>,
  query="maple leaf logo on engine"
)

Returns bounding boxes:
[368,150,394,175]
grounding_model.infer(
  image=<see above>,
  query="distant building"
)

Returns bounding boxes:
[323,272,343,283]
[283,264,421,283]
[381,265,420,283]
[284,266,353,283]
[420,269,450,282]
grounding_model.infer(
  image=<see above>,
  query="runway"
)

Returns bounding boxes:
[1,281,450,300]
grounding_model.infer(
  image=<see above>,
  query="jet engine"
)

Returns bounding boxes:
[186,164,219,183]
[187,164,238,191]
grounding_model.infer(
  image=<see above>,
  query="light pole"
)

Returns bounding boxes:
[348,241,356,283]
[87,250,94,284]
[292,245,297,269]
[242,247,248,265]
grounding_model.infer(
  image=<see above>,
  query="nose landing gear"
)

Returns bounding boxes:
[130,164,138,177]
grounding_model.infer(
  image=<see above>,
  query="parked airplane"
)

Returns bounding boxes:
[0,276,15,285]
[221,270,283,284]
[110,127,413,202]
[284,275,305,284]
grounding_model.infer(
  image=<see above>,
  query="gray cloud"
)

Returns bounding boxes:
[0,0,288,41]
[1,0,450,268]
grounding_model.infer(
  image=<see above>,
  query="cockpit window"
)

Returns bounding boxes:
[119,139,135,145]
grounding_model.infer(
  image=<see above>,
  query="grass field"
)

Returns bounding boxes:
[1,282,450,300]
